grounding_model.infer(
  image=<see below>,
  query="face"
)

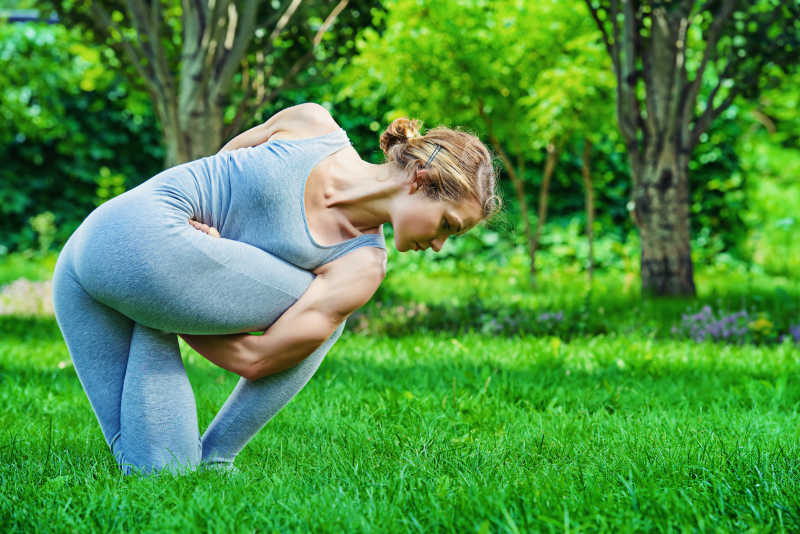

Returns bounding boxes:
[393,171,482,253]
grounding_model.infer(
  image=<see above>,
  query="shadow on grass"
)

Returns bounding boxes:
[3,331,797,419]
[353,282,800,340]
[0,315,62,342]
[4,274,797,344]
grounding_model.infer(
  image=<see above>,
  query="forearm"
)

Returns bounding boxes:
[238,307,340,381]
[179,216,361,381]
[179,332,255,377]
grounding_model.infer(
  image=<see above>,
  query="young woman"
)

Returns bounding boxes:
[51,103,501,475]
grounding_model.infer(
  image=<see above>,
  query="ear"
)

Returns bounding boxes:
[408,169,428,195]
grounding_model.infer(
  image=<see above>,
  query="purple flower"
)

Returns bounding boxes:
[537,310,564,323]
[790,324,800,343]
[672,305,763,345]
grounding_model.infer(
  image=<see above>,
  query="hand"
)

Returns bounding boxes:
[188,218,221,238]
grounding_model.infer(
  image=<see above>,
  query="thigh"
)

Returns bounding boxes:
[69,206,314,335]
[52,254,134,445]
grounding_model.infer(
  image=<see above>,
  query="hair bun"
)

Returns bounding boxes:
[380,117,423,156]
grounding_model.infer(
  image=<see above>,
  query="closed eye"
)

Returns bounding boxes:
[442,218,451,233]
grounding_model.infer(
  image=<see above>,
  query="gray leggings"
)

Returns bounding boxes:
[51,192,344,475]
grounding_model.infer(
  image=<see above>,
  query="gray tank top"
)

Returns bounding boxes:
[157,127,386,271]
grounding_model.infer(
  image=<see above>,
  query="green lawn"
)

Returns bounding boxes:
[1,256,799,532]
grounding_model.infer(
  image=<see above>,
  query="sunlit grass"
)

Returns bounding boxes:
[1,252,799,531]
[0,250,58,286]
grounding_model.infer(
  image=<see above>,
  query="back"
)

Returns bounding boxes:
[183,128,386,271]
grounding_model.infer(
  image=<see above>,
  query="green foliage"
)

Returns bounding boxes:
[0,251,58,286]
[734,70,800,276]
[689,111,749,253]
[93,166,127,206]
[0,22,163,254]
[2,2,796,275]
[338,0,615,148]
[27,211,56,256]
[335,0,762,271]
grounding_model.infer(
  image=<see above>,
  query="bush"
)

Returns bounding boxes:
[0,22,163,254]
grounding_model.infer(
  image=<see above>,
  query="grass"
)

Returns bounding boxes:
[0,250,57,286]
[1,252,799,532]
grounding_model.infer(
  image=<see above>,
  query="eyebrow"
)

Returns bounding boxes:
[453,215,465,235]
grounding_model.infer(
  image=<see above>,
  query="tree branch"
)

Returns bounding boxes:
[262,0,305,57]
[126,0,175,103]
[178,0,212,120]
[665,15,689,149]
[212,0,261,100]
[689,83,739,148]
[312,0,349,47]
[636,2,656,145]
[619,0,643,175]
[689,2,785,148]
[84,2,158,92]
[681,0,736,127]
[224,0,349,136]
[584,0,616,69]
[221,0,305,138]
[206,0,233,81]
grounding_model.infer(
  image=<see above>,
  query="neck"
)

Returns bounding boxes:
[322,157,406,234]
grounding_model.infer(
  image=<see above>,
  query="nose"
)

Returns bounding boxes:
[430,236,446,252]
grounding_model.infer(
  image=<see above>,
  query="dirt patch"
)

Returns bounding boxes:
[0,278,54,316]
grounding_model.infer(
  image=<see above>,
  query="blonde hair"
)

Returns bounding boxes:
[379,118,502,221]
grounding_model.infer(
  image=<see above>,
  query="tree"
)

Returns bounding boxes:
[584,0,800,296]
[338,0,614,284]
[523,31,615,283]
[53,0,378,166]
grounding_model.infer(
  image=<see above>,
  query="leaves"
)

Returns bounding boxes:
[0,22,162,253]
[338,0,615,163]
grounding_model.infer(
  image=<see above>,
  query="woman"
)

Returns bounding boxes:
[51,103,501,475]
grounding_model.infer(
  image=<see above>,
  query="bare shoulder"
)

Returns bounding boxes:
[314,246,387,282]
[268,103,342,141]
[311,246,386,318]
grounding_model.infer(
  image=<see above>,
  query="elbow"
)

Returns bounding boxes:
[240,368,262,382]
[238,363,258,381]
[236,347,269,381]
[239,359,270,381]
[240,327,334,382]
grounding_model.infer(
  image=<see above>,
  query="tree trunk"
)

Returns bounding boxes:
[514,153,536,284]
[159,97,224,167]
[631,146,695,297]
[475,100,536,286]
[166,99,225,166]
[581,137,594,285]
[530,141,559,282]
[490,147,534,285]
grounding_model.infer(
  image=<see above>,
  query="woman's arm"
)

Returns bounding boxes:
[180,332,255,376]
[217,102,333,153]
[237,248,385,380]
[178,220,385,381]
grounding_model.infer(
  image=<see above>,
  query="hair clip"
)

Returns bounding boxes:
[423,144,442,169]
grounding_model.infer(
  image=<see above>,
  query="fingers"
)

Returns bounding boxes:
[188,218,221,238]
